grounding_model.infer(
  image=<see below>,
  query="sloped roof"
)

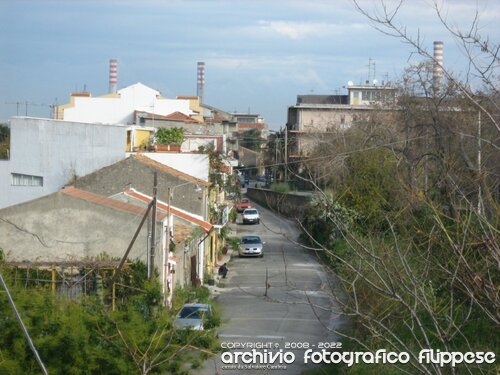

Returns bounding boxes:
[163,111,200,123]
[123,188,213,233]
[61,186,166,221]
[132,154,210,187]
[62,187,191,243]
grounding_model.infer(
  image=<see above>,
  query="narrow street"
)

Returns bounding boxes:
[196,199,343,375]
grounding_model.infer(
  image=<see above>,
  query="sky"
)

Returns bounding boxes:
[0,0,498,129]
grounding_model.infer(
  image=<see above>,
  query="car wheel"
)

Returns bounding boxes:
[257,220,260,224]
[260,253,264,258]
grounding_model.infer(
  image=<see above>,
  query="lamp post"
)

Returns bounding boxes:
[162,181,205,307]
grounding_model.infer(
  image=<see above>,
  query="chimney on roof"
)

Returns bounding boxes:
[433,41,444,94]
[197,61,205,104]
[109,58,118,94]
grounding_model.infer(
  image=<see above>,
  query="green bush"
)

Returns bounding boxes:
[155,127,185,145]
[271,183,290,193]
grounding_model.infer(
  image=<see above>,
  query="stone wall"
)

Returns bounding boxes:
[246,188,312,219]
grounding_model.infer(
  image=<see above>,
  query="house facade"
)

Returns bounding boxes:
[286,83,398,158]
[0,117,126,209]
[55,83,193,125]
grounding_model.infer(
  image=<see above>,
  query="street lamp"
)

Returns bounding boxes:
[163,181,205,307]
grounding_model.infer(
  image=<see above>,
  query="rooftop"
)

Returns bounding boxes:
[61,186,166,220]
[132,154,210,187]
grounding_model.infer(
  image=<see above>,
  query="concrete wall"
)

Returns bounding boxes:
[75,157,206,217]
[246,188,312,219]
[0,192,161,263]
[62,83,192,125]
[0,117,126,209]
[141,153,210,182]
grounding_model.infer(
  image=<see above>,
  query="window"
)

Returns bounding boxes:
[11,173,43,187]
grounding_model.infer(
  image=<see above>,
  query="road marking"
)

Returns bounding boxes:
[229,317,322,322]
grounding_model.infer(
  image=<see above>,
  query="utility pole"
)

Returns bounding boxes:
[5,101,40,117]
[149,172,158,279]
[164,187,172,307]
[284,127,288,184]
[5,101,21,116]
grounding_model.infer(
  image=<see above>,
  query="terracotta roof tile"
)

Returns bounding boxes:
[163,111,199,123]
[132,154,210,187]
[61,186,166,221]
[123,189,213,233]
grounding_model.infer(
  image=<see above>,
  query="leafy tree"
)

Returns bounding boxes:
[0,262,220,375]
[239,129,262,151]
[279,3,499,373]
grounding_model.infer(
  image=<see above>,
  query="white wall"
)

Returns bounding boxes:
[63,83,192,125]
[140,153,210,182]
[0,117,126,208]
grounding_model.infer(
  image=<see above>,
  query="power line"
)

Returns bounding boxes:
[235,133,436,172]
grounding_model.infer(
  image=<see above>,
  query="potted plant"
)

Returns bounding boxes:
[154,127,185,152]
[228,208,237,223]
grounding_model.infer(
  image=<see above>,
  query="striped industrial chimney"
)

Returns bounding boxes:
[197,62,205,103]
[433,41,444,93]
[109,58,118,94]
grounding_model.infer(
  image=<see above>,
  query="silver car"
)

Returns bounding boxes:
[239,234,265,257]
[173,303,212,330]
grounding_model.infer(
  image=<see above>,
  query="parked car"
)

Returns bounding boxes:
[239,234,265,257]
[173,303,212,331]
[236,198,252,212]
[242,208,260,224]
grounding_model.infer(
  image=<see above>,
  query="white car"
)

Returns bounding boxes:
[173,303,212,330]
[242,208,260,224]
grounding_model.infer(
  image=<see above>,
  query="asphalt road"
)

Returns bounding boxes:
[195,198,344,375]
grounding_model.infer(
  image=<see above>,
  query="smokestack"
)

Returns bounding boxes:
[433,41,443,93]
[109,58,118,94]
[197,61,205,104]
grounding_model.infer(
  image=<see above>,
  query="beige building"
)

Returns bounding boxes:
[286,84,398,158]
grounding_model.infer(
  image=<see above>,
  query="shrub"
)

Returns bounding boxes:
[271,183,290,193]
[155,127,185,145]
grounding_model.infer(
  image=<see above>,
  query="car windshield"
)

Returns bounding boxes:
[241,199,249,203]
[242,236,262,244]
[178,306,207,319]
[244,210,257,214]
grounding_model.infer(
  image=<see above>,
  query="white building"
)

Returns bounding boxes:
[137,152,210,182]
[56,82,193,125]
[0,117,126,209]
